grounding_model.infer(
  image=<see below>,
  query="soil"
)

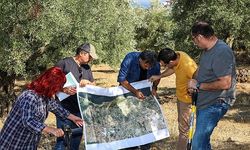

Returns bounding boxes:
[1,64,250,150]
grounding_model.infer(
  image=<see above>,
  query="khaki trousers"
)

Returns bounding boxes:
[176,100,192,150]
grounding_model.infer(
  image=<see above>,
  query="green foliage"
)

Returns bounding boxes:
[2,0,248,78]
[0,0,138,77]
[171,0,250,60]
[0,0,32,75]
[76,0,137,66]
[135,2,174,52]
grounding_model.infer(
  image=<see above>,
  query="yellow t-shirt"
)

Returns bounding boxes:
[173,51,197,103]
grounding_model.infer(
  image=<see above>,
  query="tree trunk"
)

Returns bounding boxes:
[0,70,16,117]
[226,35,234,48]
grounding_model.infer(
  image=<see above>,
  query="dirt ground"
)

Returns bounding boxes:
[1,64,250,150]
[90,64,250,150]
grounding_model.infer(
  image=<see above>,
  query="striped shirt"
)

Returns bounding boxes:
[0,90,70,150]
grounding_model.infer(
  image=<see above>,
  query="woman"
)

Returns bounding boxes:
[0,67,83,150]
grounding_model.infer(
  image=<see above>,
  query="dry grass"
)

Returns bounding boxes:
[1,64,250,150]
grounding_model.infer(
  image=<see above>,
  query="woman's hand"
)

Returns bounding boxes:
[43,126,64,137]
[67,114,84,127]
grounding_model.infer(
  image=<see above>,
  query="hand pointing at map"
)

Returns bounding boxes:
[135,90,145,100]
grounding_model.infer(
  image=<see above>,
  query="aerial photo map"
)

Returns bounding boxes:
[77,80,169,150]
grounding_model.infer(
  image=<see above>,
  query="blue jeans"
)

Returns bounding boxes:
[54,112,83,150]
[192,101,230,150]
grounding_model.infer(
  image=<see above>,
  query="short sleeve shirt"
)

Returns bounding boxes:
[196,40,236,109]
[55,57,94,113]
[173,51,197,103]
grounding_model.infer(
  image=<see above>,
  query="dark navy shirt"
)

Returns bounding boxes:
[117,52,160,83]
[56,57,94,114]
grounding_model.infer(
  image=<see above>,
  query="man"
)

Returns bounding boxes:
[149,48,197,150]
[188,21,236,150]
[118,50,160,100]
[117,50,160,149]
[54,43,98,150]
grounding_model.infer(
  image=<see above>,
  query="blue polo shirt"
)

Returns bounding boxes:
[117,52,160,83]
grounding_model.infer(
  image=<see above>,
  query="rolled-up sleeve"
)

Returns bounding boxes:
[48,100,70,119]
[117,54,132,82]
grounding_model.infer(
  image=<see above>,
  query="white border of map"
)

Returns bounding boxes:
[77,80,170,150]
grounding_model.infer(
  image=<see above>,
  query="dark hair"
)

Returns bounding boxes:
[139,50,158,66]
[191,21,214,38]
[76,43,90,55]
[27,67,66,98]
[158,48,177,64]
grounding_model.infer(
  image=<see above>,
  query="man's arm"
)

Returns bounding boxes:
[149,68,174,82]
[200,75,232,90]
[161,68,175,78]
[205,48,234,90]
[120,80,145,99]
[152,79,160,90]
[151,78,160,96]
[117,54,132,83]
[188,74,232,91]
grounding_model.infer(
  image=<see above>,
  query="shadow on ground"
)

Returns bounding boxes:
[151,128,250,150]
[92,69,116,73]
[223,91,250,123]
[158,87,250,124]
[151,136,177,150]
[214,139,250,150]
[157,87,177,104]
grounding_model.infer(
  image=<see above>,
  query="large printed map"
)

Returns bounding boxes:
[77,80,169,150]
